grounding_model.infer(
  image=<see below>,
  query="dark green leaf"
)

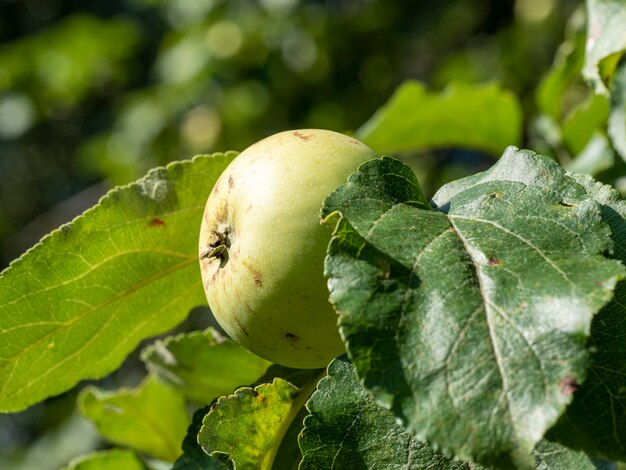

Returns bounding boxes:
[141,328,270,406]
[198,371,323,470]
[356,81,522,156]
[584,0,626,93]
[533,441,596,470]
[323,149,624,468]
[548,173,626,461]
[300,355,484,470]
[78,375,189,462]
[173,406,232,470]
[0,152,236,412]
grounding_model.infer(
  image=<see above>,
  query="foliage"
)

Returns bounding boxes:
[2,0,626,469]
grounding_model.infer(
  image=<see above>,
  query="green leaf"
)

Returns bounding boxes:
[62,449,146,470]
[173,406,233,470]
[356,81,522,156]
[547,173,626,461]
[78,375,189,462]
[322,149,624,468]
[300,355,485,470]
[198,371,323,470]
[0,152,236,412]
[562,93,609,155]
[141,328,270,406]
[533,441,596,470]
[608,61,626,161]
[536,8,586,120]
[583,0,626,93]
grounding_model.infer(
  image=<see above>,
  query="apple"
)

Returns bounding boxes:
[199,129,378,368]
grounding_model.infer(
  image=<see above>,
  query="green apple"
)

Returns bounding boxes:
[199,129,378,368]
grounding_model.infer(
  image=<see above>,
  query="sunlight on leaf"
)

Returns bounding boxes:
[0,152,236,412]
[198,371,323,470]
[356,81,522,156]
[79,375,189,462]
[141,328,270,406]
[584,0,626,93]
[173,406,233,470]
[547,172,626,461]
[322,149,624,468]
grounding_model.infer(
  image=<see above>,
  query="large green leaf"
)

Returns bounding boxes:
[356,81,522,156]
[583,0,626,93]
[78,375,189,462]
[322,149,624,468]
[300,355,484,470]
[198,371,323,470]
[299,357,597,470]
[547,173,626,461]
[0,152,236,412]
[141,328,270,406]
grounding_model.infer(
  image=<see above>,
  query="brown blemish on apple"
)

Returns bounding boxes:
[228,175,235,189]
[285,332,297,339]
[293,131,312,141]
[242,261,262,287]
[232,315,249,336]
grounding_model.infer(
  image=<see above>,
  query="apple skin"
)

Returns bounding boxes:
[199,129,378,368]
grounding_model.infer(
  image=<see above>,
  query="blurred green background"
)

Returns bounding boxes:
[0,0,598,467]
[0,0,580,271]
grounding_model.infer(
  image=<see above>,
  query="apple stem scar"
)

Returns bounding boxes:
[200,230,230,268]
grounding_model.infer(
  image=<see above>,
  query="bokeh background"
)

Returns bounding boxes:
[0,0,595,467]
[0,0,581,271]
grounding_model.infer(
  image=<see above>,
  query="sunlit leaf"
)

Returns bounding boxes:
[322,150,624,468]
[583,0,626,93]
[79,375,189,462]
[198,371,323,469]
[0,152,236,412]
[173,406,232,470]
[547,173,626,461]
[141,328,270,406]
[356,81,522,156]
